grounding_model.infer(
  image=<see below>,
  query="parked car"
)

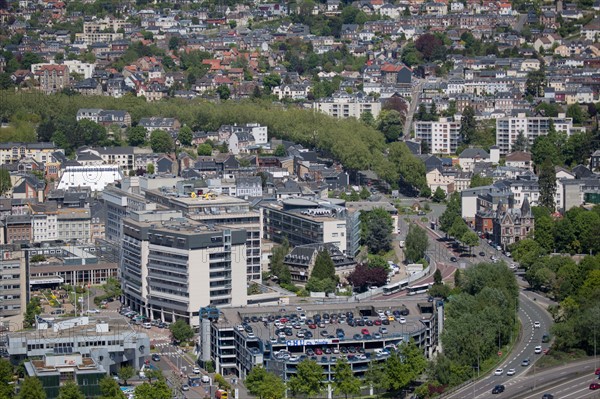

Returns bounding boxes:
[182,385,190,391]
[151,354,160,362]
[590,383,600,390]
[479,252,486,256]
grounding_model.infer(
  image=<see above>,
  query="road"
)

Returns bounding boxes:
[443,290,555,398]
[403,79,424,139]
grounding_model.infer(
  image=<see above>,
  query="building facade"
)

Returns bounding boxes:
[414,119,461,154]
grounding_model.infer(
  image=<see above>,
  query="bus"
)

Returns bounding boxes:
[188,375,202,387]
[406,282,433,296]
[382,281,409,296]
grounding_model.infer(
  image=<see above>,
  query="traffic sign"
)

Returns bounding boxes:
[498,351,502,356]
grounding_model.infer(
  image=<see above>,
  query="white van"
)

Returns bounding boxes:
[142,322,152,329]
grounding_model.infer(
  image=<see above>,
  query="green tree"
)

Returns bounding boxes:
[448,216,468,242]
[433,269,443,285]
[216,85,230,100]
[376,109,403,142]
[288,360,324,397]
[169,319,194,343]
[512,131,529,152]
[538,158,556,211]
[405,223,429,263]
[133,380,172,399]
[439,192,461,234]
[525,69,546,98]
[150,130,174,153]
[459,106,476,144]
[57,381,84,399]
[531,121,565,166]
[245,366,286,399]
[461,230,479,256]
[24,296,42,328]
[384,340,428,394]
[0,359,14,398]
[126,126,147,147]
[118,365,135,386]
[432,187,446,202]
[270,239,291,285]
[77,119,108,146]
[17,376,46,399]
[311,250,336,281]
[273,144,286,157]
[197,143,213,156]
[263,73,282,92]
[388,142,427,194]
[469,174,493,188]
[566,104,586,125]
[177,125,193,146]
[332,359,361,399]
[0,168,11,195]
[146,163,155,175]
[99,376,126,399]
[361,208,394,254]
[360,111,375,127]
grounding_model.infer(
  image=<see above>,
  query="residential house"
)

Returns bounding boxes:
[35,64,69,94]
[505,151,533,171]
[492,198,534,250]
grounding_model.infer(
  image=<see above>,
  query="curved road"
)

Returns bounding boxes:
[443,291,555,398]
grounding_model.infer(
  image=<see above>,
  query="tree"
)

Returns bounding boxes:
[216,85,230,100]
[347,263,388,292]
[449,216,468,242]
[433,269,443,285]
[177,125,193,146]
[273,145,286,157]
[405,224,429,263]
[133,380,172,399]
[99,376,126,399]
[360,111,375,127]
[197,143,213,156]
[538,158,556,211]
[0,359,14,398]
[263,73,282,92]
[432,187,446,202]
[459,106,476,144]
[150,130,174,153]
[415,33,446,62]
[146,163,155,175]
[439,192,461,234]
[169,319,194,343]
[18,376,46,399]
[525,69,546,98]
[376,109,403,142]
[512,131,528,152]
[126,126,147,147]
[311,250,336,281]
[168,36,180,51]
[118,365,135,386]
[24,296,41,328]
[145,368,164,384]
[245,366,286,399]
[361,208,394,254]
[384,340,428,394]
[287,360,324,397]
[461,230,479,256]
[470,174,493,188]
[77,119,108,146]
[332,359,361,399]
[0,168,11,195]
[531,121,565,166]
[388,141,427,194]
[57,381,84,399]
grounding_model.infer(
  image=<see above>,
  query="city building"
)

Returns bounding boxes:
[7,316,149,377]
[57,166,124,192]
[35,64,69,94]
[495,113,581,155]
[144,188,262,281]
[121,216,248,326]
[313,92,382,119]
[23,354,105,399]
[414,118,461,154]
[283,243,357,284]
[205,299,442,378]
[57,208,92,243]
[0,142,58,165]
[4,214,32,244]
[0,245,27,323]
[492,197,534,250]
[261,198,361,256]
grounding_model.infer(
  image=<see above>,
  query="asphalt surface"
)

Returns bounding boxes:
[443,290,555,399]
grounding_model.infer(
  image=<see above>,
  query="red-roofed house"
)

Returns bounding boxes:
[202,59,222,71]
[380,63,412,84]
[35,64,69,94]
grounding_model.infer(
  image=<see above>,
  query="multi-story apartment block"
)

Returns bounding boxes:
[0,245,27,322]
[144,189,262,281]
[414,118,461,154]
[30,204,58,242]
[313,92,382,119]
[261,198,360,256]
[4,214,32,244]
[218,123,269,145]
[121,217,247,327]
[0,142,57,164]
[57,208,92,243]
[35,64,69,94]
[495,113,579,155]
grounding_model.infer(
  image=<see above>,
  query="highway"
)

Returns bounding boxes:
[442,289,555,398]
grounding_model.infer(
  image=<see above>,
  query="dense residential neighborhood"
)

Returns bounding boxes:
[0,0,600,398]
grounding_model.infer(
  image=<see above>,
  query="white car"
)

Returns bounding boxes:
[534,345,542,354]
[494,368,504,376]
[534,321,541,328]
[87,309,100,314]
[193,366,201,374]
[398,317,406,324]
[506,368,516,376]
